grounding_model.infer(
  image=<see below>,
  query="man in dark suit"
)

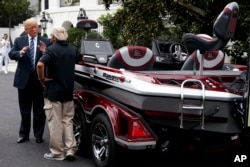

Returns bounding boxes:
[9,17,50,144]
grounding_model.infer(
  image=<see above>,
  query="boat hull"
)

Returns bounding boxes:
[74,64,245,134]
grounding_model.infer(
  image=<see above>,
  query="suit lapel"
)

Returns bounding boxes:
[23,36,31,61]
[24,36,29,46]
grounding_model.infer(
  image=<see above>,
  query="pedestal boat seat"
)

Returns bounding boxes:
[181,2,239,72]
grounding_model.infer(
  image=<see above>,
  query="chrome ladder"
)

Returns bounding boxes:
[179,79,205,129]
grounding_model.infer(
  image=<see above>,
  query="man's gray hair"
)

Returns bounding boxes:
[50,26,68,41]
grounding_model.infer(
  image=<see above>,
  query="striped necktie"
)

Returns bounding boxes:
[29,38,35,72]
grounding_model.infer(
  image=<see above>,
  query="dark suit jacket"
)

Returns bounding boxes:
[9,35,50,89]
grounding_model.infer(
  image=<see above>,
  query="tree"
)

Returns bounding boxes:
[102,0,250,64]
[0,0,35,46]
[98,13,126,49]
[0,0,34,27]
[67,27,103,51]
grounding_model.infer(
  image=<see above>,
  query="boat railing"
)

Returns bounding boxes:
[179,79,205,129]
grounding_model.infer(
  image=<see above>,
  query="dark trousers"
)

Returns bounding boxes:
[17,73,45,139]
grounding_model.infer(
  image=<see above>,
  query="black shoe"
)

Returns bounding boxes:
[17,137,29,143]
[36,138,44,143]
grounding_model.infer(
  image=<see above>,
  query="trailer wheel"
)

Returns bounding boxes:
[90,113,117,167]
[73,101,89,155]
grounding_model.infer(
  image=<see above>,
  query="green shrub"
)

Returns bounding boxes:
[98,13,126,49]
[67,27,104,51]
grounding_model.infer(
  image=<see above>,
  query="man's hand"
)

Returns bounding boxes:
[38,41,46,53]
[39,77,53,87]
[19,46,29,56]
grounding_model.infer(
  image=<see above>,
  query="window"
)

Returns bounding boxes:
[60,0,80,7]
[45,0,48,9]
[98,0,122,5]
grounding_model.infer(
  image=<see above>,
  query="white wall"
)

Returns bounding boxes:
[10,0,120,41]
[0,28,9,39]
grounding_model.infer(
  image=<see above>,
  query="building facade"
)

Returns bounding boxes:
[10,0,120,41]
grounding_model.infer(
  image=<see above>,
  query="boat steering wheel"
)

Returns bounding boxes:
[169,43,189,62]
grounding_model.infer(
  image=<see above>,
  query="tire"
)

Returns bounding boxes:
[73,101,89,156]
[90,113,117,167]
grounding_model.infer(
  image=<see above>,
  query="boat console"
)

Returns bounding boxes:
[152,41,188,70]
[77,19,115,65]
[80,39,114,64]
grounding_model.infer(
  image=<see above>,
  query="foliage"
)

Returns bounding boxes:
[67,28,86,50]
[98,13,126,49]
[67,27,103,51]
[226,41,248,65]
[163,0,250,65]
[85,30,103,39]
[114,0,166,47]
[0,0,34,27]
[42,33,48,38]
[102,0,250,64]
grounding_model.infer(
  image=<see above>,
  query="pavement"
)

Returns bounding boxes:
[0,69,95,167]
[0,60,17,74]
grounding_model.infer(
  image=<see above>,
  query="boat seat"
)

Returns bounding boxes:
[107,46,155,71]
[181,50,225,70]
[182,2,239,54]
[181,34,225,70]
